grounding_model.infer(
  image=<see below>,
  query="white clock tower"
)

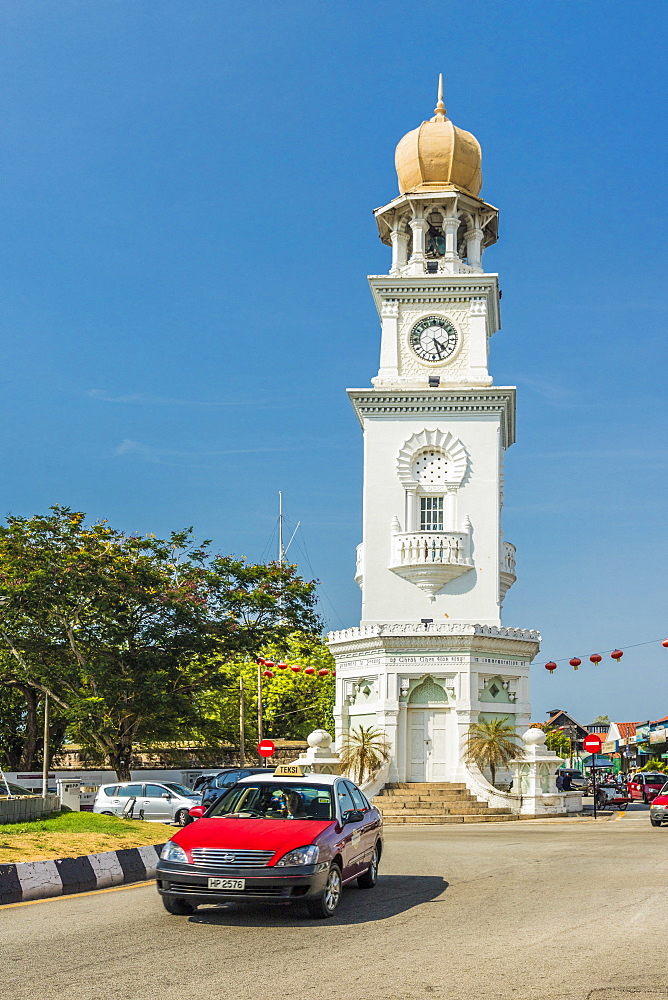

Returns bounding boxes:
[329,81,541,791]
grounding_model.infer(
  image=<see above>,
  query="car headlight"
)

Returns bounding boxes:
[160,841,189,863]
[275,845,319,867]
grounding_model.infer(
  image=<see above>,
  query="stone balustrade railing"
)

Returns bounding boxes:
[391,530,472,569]
[501,541,516,576]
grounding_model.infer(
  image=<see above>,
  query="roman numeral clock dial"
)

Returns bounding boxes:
[409,315,458,363]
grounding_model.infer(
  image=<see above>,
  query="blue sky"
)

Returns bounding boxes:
[0,1,665,725]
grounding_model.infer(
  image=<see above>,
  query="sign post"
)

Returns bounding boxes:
[583,733,603,818]
[257,739,276,767]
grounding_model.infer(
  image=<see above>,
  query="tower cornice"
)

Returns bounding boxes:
[347,386,516,448]
[368,273,501,334]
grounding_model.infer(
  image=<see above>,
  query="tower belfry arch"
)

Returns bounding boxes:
[328,80,540,790]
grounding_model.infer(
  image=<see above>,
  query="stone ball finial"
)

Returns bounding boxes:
[522,727,547,746]
[307,729,332,749]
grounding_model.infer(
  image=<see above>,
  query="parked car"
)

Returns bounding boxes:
[192,773,220,793]
[156,767,383,918]
[627,772,668,803]
[0,780,38,797]
[200,768,274,810]
[649,783,668,826]
[93,781,200,826]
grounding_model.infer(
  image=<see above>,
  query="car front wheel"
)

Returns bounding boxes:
[357,845,379,889]
[307,863,342,919]
[162,896,196,915]
[650,817,663,827]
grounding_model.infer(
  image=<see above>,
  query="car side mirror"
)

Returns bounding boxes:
[342,809,364,825]
[161,793,171,799]
[189,805,206,819]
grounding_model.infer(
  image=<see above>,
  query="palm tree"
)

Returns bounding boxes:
[339,726,391,784]
[463,718,523,788]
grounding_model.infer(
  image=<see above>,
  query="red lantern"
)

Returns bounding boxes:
[590,654,602,665]
[318,669,329,677]
[262,670,274,679]
[662,639,668,648]
[331,671,336,677]
[276,661,288,670]
[570,657,581,670]
[304,666,315,675]
[256,657,265,665]
[263,660,274,669]
[291,665,301,673]
[545,661,557,674]
[611,649,623,662]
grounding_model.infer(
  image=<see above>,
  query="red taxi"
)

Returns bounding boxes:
[156,765,382,919]
[627,771,668,803]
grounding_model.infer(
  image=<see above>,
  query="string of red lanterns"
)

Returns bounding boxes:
[544,638,668,675]
[256,657,335,679]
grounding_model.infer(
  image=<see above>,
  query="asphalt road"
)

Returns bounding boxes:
[3,805,668,1000]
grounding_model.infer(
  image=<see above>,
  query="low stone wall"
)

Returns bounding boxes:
[0,795,61,824]
[0,843,166,905]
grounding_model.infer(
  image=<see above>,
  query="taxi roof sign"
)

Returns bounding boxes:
[273,763,307,777]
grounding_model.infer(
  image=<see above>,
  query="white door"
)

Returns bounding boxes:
[408,710,448,781]
[409,710,426,781]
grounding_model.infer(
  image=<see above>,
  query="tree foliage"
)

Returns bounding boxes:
[0,507,321,778]
[464,718,523,787]
[193,634,335,753]
[528,722,571,759]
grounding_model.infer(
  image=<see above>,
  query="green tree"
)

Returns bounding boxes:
[464,718,523,787]
[0,683,34,769]
[641,758,668,772]
[193,634,335,755]
[0,507,321,779]
[339,726,391,784]
[528,722,571,759]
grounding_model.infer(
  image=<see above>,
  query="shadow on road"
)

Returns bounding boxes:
[188,874,448,927]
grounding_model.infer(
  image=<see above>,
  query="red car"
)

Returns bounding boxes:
[649,785,668,826]
[155,766,383,919]
[627,772,668,803]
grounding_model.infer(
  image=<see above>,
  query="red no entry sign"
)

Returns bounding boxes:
[583,733,603,753]
[257,739,276,758]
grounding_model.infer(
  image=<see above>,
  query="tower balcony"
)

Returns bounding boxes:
[500,541,516,600]
[355,543,363,590]
[389,530,473,598]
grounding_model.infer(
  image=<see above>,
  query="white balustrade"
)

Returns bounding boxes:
[392,531,472,569]
[501,541,516,576]
[355,543,363,588]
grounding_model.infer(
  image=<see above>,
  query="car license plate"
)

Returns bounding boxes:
[207,877,245,890]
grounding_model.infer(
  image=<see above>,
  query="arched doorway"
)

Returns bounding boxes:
[407,676,449,781]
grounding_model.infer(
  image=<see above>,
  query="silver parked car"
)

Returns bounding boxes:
[93,781,200,826]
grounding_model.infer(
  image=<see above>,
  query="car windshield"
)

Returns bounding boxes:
[643,775,666,784]
[209,783,334,821]
[162,782,198,797]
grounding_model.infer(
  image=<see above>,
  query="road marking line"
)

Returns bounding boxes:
[613,811,626,820]
[0,880,154,910]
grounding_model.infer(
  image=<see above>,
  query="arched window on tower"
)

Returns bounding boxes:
[413,448,449,532]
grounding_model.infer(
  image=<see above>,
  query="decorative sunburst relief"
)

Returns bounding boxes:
[396,428,468,489]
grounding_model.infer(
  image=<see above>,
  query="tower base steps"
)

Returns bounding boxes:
[375,781,518,824]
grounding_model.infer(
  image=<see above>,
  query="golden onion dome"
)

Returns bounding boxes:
[395,76,483,197]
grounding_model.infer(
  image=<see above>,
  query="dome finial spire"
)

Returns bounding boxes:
[432,73,447,122]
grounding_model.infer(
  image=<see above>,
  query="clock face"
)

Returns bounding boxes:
[409,316,458,363]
